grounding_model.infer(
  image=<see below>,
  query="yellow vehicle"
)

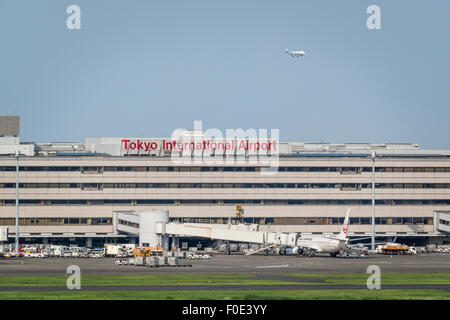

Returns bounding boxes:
[133,246,165,257]
[236,205,244,218]
[381,243,409,255]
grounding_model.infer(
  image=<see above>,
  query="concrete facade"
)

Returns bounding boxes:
[0,136,450,246]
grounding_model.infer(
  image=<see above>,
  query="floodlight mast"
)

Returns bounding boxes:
[15,150,20,253]
[371,151,376,251]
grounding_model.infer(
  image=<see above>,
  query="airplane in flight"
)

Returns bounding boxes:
[284,48,306,57]
[294,209,350,257]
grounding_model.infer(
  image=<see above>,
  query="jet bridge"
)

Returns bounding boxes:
[165,222,298,248]
[166,223,267,244]
[114,211,297,247]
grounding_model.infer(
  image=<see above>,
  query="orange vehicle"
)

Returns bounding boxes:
[381,243,409,255]
[133,246,164,257]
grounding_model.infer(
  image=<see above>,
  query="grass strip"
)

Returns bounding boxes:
[0,274,303,287]
[285,273,450,285]
[0,289,448,300]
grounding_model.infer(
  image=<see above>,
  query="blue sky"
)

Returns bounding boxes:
[0,1,449,148]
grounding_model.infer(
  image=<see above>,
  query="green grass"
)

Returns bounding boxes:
[1,273,448,300]
[0,274,304,287]
[0,289,448,300]
[285,273,450,285]
[1,273,449,287]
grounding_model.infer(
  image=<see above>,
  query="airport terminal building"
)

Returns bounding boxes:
[1,117,450,247]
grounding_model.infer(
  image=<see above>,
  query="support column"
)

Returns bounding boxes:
[15,152,19,253]
[162,236,169,251]
[171,236,179,250]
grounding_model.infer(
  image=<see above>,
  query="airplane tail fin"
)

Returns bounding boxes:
[338,209,350,239]
[284,48,290,54]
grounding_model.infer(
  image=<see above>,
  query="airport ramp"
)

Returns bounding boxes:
[166,223,276,244]
[115,212,295,245]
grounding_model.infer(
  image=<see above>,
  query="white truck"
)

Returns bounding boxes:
[0,245,10,254]
[53,246,71,257]
[104,244,126,257]
[27,251,48,258]
[69,247,89,257]
[0,227,7,242]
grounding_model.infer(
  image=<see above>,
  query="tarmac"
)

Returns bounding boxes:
[0,253,449,292]
[0,252,449,276]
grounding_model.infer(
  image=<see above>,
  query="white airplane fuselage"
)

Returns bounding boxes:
[285,48,305,57]
[296,236,348,254]
[294,209,351,255]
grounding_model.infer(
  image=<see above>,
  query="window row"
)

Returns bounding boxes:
[3,183,450,190]
[0,216,433,226]
[171,217,433,225]
[1,166,450,173]
[0,217,112,225]
[117,219,139,229]
[1,199,450,206]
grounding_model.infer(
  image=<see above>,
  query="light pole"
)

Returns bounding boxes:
[14,150,20,253]
[370,151,376,251]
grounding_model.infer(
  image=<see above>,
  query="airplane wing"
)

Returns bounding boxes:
[347,236,397,247]
[348,237,372,242]
[323,235,348,241]
[347,240,396,249]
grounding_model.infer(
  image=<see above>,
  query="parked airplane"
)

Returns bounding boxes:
[294,209,350,257]
[284,48,306,57]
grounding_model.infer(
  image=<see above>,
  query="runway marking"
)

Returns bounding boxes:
[254,264,290,269]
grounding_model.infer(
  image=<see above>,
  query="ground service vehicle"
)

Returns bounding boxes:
[380,243,409,255]
[28,251,47,258]
[133,246,165,257]
[53,246,71,257]
[104,244,126,257]
[89,248,105,258]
